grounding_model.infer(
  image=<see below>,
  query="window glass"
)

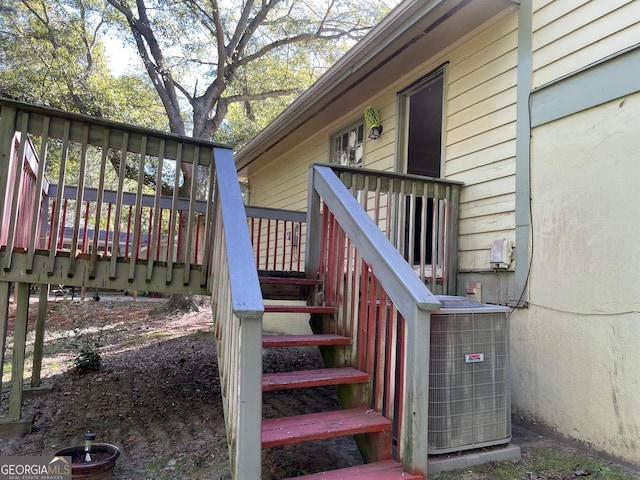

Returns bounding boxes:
[331,123,364,167]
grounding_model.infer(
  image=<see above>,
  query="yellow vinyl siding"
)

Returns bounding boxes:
[460,194,516,221]
[446,123,516,163]
[250,139,325,211]
[446,139,516,176]
[444,11,518,271]
[248,10,519,272]
[532,0,640,88]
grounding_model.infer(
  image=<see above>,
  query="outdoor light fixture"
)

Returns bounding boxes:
[364,106,383,140]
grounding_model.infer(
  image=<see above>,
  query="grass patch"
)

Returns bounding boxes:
[120,331,172,348]
[432,447,635,480]
[145,453,229,480]
[188,328,210,339]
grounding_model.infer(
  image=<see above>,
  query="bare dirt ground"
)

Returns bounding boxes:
[1,297,639,479]
[0,297,361,479]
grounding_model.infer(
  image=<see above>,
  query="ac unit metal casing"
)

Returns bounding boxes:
[428,295,512,454]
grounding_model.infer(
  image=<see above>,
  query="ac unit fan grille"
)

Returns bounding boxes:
[428,310,511,454]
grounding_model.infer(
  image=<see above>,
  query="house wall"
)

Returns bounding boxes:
[531,0,640,89]
[248,0,640,465]
[249,10,520,277]
[512,91,640,463]
[508,0,640,464]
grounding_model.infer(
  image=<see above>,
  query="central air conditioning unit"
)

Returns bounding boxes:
[428,295,512,454]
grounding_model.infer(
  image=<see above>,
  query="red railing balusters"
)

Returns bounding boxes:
[156,208,163,261]
[251,217,257,267]
[81,201,90,253]
[264,219,271,270]
[47,199,56,250]
[104,203,112,256]
[58,199,68,250]
[272,219,279,271]
[176,210,183,262]
[125,205,133,258]
[195,213,202,264]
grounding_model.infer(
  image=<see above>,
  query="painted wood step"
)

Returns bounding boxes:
[262,367,369,391]
[262,334,351,348]
[259,276,322,286]
[259,275,322,301]
[282,459,423,479]
[264,304,335,314]
[262,407,390,448]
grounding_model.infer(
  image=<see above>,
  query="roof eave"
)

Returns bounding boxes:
[235,0,518,173]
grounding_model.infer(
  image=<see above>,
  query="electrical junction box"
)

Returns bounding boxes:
[490,239,513,269]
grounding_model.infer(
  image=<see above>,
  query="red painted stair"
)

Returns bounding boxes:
[263,333,351,348]
[262,407,391,448]
[262,367,368,391]
[282,459,423,479]
[260,274,423,480]
[264,304,336,314]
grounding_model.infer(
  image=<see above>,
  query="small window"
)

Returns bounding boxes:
[330,123,364,167]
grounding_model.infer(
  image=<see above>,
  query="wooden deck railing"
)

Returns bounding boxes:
[45,185,208,264]
[0,100,267,465]
[246,206,305,273]
[210,149,264,479]
[0,97,229,292]
[306,164,441,476]
[328,164,461,295]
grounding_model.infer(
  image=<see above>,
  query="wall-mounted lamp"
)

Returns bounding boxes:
[364,106,383,140]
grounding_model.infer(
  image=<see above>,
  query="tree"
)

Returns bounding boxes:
[0,0,398,310]
[104,0,393,141]
[0,0,166,127]
[105,0,396,313]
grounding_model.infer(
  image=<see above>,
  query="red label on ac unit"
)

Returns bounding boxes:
[465,353,484,363]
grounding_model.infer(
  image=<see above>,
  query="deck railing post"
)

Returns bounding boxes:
[0,106,17,243]
[212,147,263,480]
[0,281,10,413]
[8,282,30,420]
[400,304,431,475]
[31,285,49,387]
[305,165,322,278]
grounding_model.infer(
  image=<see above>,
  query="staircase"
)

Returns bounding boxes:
[259,274,424,480]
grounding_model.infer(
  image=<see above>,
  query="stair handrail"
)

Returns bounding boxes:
[306,164,441,476]
[211,147,264,479]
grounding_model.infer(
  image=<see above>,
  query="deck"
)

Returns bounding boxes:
[0,97,463,479]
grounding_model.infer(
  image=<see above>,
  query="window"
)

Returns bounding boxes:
[330,122,364,167]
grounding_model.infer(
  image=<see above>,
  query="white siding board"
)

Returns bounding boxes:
[459,175,515,203]
[446,140,515,176]
[534,2,639,69]
[533,0,589,30]
[458,250,495,271]
[448,86,517,130]
[532,0,640,87]
[448,69,516,116]
[447,50,518,99]
[459,194,515,220]
[459,211,515,236]
[446,123,516,161]
[447,14,518,70]
[534,0,633,49]
[458,229,515,251]
[447,104,517,145]
[449,30,518,83]
[448,157,515,186]
[534,26,640,87]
